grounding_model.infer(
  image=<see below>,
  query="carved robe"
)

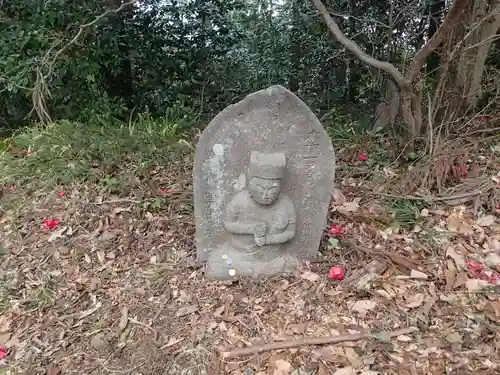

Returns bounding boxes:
[205,190,299,279]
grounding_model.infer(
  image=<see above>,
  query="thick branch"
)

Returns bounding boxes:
[408,0,471,82]
[310,0,405,88]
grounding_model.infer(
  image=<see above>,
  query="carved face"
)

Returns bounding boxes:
[249,177,282,206]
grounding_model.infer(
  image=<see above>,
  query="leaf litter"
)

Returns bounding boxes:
[0,150,499,375]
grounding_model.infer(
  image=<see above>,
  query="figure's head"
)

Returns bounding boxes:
[249,177,282,205]
[248,151,286,206]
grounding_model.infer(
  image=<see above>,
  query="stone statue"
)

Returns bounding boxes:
[205,151,299,279]
[193,85,335,280]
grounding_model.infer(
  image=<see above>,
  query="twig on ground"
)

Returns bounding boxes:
[221,326,419,358]
[381,191,483,202]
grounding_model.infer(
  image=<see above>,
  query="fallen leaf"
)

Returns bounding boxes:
[446,246,466,269]
[445,331,462,343]
[113,207,131,215]
[332,367,355,375]
[477,215,495,227]
[445,260,457,291]
[485,253,500,267]
[118,307,128,331]
[453,271,469,289]
[175,305,198,318]
[332,188,347,204]
[76,302,102,321]
[0,315,11,334]
[271,358,292,375]
[405,293,425,309]
[410,269,428,279]
[337,200,360,215]
[47,226,69,242]
[483,301,500,322]
[300,271,321,282]
[46,366,61,375]
[160,337,184,349]
[213,305,225,317]
[317,362,329,375]
[447,213,473,234]
[97,250,105,264]
[466,278,490,292]
[343,347,361,367]
[351,300,377,314]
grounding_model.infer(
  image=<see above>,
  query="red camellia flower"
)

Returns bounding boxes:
[328,265,345,280]
[43,219,60,230]
[467,261,484,278]
[328,224,345,236]
[158,187,172,196]
[59,191,65,197]
[0,345,8,360]
[359,151,367,161]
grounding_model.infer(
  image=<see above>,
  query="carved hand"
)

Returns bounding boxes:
[254,235,266,246]
[252,222,267,237]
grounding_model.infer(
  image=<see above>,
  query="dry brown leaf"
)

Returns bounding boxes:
[118,307,128,331]
[445,260,457,291]
[332,188,347,204]
[288,323,307,334]
[97,250,105,264]
[160,337,184,349]
[483,300,500,322]
[337,200,360,215]
[113,207,131,215]
[213,305,225,317]
[175,305,198,318]
[405,293,425,309]
[317,362,329,375]
[0,314,12,334]
[343,347,362,368]
[300,271,321,282]
[446,246,466,269]
[447,213,473,234]
[485,253,500,267]
[270,358,292,375]
[410,269,428,279]
[332,367,355,375]
[46,366,61,375]
[453,271,469,289]
[476,215,495,227]
[466,279,490,292]
[351,300,377,314]
[48,226,69,243]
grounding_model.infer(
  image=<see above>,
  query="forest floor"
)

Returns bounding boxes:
[0,120,499,375]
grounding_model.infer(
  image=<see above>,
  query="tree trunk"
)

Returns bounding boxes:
[426,0,446,78]
[434,1,500,129]
[311,0,471,150]
[289,0,301,93]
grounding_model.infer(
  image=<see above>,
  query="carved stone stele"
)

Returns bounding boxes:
[193,85,335,279]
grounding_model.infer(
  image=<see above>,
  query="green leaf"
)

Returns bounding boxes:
[327,238,340,249]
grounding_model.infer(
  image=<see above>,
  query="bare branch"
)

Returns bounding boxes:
[407,0,471,82]
[310,0,406,88]
[43,0,137,79]
[222,326,419,359]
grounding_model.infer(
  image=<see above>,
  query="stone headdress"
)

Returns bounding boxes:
[248,151,286,180]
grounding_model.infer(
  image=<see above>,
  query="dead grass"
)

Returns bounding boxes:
[0,121,499,375]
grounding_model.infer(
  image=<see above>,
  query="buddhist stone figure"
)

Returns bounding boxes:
[205,151,299,279]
